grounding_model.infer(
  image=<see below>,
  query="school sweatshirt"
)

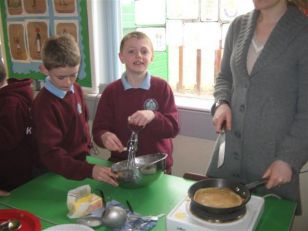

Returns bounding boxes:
[0,78,37,190]
[32,83,93,180]
[92,76,180,170]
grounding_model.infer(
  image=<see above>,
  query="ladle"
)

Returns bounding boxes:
[101,206,127,228]
[77,206,127,229]
[0,219,21,231]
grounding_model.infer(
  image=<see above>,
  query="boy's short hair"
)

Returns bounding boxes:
[120,31,153,53]
[41,34,80,70]
[0,59,6,82]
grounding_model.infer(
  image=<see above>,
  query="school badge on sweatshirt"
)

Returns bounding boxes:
[144,98,158,111]
[77,103,82,114]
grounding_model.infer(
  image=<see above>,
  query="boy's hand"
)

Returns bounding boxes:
[92,165,119,186]
[101,132,126,152]
[128,110,155,127]
[0,189,10,196]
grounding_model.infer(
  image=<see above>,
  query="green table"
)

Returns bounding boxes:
[0,156,296,230]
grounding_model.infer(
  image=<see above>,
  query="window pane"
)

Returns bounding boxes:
[201,0,219,21]
[135,0,165,25]
[121,1,136,28]
[183,22,220,49]
[166,20,183,46]
[119,0,254,101]
[137,27,166,51]
[220,0,254,22]
[167,0,199,20]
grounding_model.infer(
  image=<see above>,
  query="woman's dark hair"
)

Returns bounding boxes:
[288,0,308,12]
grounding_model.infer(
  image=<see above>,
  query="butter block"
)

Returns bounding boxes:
[67,185,103,218]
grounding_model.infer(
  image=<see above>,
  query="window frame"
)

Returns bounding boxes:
[89,0,217,111]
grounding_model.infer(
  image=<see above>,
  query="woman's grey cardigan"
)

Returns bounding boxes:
[207,6,308,214]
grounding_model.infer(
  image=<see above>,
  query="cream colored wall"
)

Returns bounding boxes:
[172,135,213,177]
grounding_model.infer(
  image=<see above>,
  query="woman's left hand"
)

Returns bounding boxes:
[262,160,293,189]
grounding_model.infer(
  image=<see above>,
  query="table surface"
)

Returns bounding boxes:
[0,156,296,231]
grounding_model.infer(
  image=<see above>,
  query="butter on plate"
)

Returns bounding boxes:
[67,185,103,218]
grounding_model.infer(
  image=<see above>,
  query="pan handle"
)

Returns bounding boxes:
[182,172,208,181]
[245,179,267,190]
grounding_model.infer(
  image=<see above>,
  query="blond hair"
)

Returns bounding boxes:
[41,34,80,70]
[120,31,153,53]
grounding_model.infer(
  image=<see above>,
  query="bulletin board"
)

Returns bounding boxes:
[0,0,92,87]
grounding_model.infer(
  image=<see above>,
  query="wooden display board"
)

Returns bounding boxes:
[0,0,92,87]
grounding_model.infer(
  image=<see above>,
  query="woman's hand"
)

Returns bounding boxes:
[128,110,155,127]
[263,160,293,189]
[212,104,232,133]
[101,132,126,152]
[92,165,119,186]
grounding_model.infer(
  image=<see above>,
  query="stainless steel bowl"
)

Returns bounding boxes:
[111,153,167,188]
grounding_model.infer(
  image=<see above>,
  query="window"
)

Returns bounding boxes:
[118,0,254,110]
[88,0,254,109]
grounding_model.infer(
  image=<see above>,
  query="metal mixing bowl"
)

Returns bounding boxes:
[111,153,167,188]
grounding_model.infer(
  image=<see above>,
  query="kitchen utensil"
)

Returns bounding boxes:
[101,206,127,229]
[126,200,134,213]
[0,219,21,231]
[127,126,139,169]
[96,189,106,205]
[76,217,103,228]
[127,124,144,133]
[128,213,165,222]
[188,178,266,216]
[111,153,167,188]
[77,206,127,229]
[0,209,41,231]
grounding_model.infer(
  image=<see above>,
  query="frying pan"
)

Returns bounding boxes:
[188,178,266,216]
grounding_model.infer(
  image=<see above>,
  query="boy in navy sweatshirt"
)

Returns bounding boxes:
[32,34,118,186]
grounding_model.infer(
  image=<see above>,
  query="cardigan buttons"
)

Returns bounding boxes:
[239,104,245,112]
[234,131,241,138]
[232,173,240,178]
[233,152,240,160]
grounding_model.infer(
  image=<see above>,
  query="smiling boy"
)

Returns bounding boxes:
[32,34,118,185]
[92,31,179,173]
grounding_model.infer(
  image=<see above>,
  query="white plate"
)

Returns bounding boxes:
[43,224,94,231]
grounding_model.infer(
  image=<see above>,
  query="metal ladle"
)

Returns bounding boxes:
[101,206,127,228]
[0,219,21,231]
[77,206,127,229]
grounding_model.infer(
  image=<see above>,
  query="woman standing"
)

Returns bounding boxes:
[208,0,308,214]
